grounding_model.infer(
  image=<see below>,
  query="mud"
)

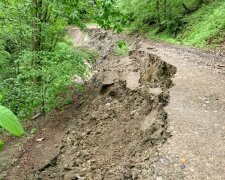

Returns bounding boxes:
[1,28,176,180]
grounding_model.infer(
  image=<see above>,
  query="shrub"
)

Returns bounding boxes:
[115,40,129,55]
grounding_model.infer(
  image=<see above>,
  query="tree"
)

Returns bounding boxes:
[0,0,126,119]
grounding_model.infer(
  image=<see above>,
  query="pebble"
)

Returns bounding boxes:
[82,150,89,157]
[64,164,72,170]
[156,176,163,180]
[86,129,92,135]
[130,110,136,116]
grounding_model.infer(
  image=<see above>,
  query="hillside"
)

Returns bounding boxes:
[117,0,225,50]
[0,1,225,180]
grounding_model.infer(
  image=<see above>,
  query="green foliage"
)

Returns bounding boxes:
[0,140,4,151]
[93,0,128,32]
[0,0,123,120]
[0,105,25,137]
[115,40,129,55]
[181,0,225,47]
[117,0,224,48]
[30,128,37,134]
[0,41,96,118]
[159,14,185,35]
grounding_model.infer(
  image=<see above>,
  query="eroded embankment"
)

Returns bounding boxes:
[8,28,176,179]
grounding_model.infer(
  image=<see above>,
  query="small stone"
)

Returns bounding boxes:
[156,176,163,180]
[81,167,87,172]
[90,159,96,163]
[91,165,97,170]
[180,158,188,163]
[64,164,72,171]
[36,137,45,142]
[86,129,92,135]
[76,151,81,157]
[82,150,89,157]
[130,110,136,116]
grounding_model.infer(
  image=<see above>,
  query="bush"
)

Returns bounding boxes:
[159,15,186,35]
[0,40,97,119]
[115,40,129,55]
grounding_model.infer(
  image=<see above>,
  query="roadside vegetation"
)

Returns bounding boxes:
[115,40,129,55]
[117,0,225,48]
[0,0,125,149]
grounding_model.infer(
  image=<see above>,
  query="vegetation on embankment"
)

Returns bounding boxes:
[0,1,125,120]
[117,0,225,48]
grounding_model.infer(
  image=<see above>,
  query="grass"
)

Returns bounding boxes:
[119,0,225,49]
[147,0,225,48]
[115,40,129,55]
[181,0,225,48]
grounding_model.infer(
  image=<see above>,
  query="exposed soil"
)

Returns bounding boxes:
[0,28,176,179]
[1,27,225,180]
[0,104,75,179]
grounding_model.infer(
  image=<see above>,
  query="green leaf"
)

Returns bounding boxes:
[0,139,4,151]
[0,105,25,137]
[30,128,37,134]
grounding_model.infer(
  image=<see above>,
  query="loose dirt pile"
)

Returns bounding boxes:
[2,28,176,180]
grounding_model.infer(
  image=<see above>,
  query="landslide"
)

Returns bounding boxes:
[6,28,176,180]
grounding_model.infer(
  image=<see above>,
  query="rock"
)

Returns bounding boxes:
[86,129,92,135]
[64,164,72,171]
[130,110,136,116]
[156,176,163,180]
[82,150,89,157]
[105,103,111,106]
[126,71,141,90]
[91,165,97,170]
[36,137,45,142]
[96,129,102,134]
[103,71,119,85]
[149,88,162,95]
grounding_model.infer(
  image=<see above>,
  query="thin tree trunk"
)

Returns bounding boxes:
[156,0,161,24]
[32,0,42,67]
[164,0,167,20]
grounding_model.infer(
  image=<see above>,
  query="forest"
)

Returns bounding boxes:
[0,0,225,179]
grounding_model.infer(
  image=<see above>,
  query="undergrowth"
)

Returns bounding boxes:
[117,0,225,48]
[115,40,129,55]
[181,0,225,47]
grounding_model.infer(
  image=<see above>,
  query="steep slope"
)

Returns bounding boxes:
[117,0,225,50]
[2,28,176,179]
[32,29,176,180]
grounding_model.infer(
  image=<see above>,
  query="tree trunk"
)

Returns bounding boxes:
[156,0,161,24]
[164,0,167,20]
[32,0,42,67]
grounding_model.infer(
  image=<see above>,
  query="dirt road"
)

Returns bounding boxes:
[139,40,225,179]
